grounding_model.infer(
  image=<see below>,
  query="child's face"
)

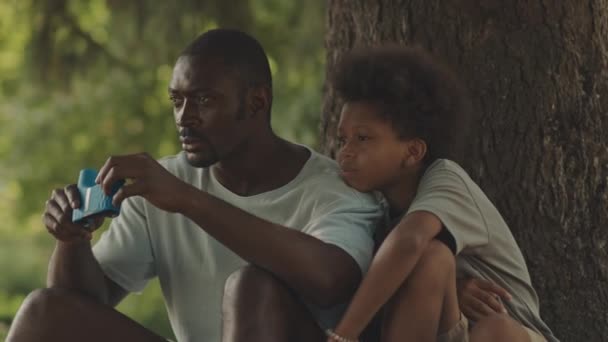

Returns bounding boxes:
[336,101,411,193]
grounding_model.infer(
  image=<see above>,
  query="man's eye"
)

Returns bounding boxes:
[197,95,211,105]
[169,95,184,106]
[357,135,370,142]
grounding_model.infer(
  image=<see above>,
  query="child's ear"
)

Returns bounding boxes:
[403,139,427,166]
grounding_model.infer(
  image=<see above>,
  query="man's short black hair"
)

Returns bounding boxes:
[181,29,272,91]
[332,46,472,164]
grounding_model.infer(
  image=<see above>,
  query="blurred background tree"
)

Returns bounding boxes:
[0,0,325,339]
[322,1,608,340]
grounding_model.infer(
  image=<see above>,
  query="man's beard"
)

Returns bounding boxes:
[180,128,220,168]
[180,99,247,168]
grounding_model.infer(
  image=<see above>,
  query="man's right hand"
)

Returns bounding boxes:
[457,277,512,321]
[43,184,105,242]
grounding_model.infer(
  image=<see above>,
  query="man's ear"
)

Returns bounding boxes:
[247,86,271,118]
[403,138,428,166]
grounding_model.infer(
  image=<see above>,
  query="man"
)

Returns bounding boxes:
[7,29,382,342]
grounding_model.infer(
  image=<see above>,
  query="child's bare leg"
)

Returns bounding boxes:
[380,240,460,342]
[470,313,537,342]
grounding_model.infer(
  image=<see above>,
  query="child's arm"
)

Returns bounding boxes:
[331,210,443,340]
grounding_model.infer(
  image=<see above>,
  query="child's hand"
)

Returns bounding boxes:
[457,277,512,321]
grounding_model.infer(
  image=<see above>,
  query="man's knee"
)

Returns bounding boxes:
[12,288,97,326]
[225,265,281,292]
[7,288,70,341]
[223,265,291,314]
[14,288,63,320]
[222,266,299,341]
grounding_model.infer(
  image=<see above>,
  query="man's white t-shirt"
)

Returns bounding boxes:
[92,148,382,342]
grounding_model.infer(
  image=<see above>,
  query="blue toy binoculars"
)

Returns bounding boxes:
[72,168,125,226]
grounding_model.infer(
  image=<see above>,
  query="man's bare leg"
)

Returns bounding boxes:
[470,313,535,342]
[7,288,167,342]
[222,265,326,342]
[380,240,461,342]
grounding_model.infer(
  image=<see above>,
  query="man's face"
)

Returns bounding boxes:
[169,56,248,167]
[336,101,409,193]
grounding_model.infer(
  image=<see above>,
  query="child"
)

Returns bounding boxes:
[325,46,557,342]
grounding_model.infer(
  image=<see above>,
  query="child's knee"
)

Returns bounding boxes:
[419,240,455,274]
[476,313,513,330]
[407,240,456,291]
[470,313,528,341]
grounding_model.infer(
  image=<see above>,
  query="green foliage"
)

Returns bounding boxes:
[0,0,325,339]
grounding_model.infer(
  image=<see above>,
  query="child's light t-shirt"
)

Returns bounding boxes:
[406,159,558,342]
[92,148,382,342]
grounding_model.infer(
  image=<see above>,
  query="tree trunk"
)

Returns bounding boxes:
[322,1,608,340]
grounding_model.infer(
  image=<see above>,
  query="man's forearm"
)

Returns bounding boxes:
[178,185,361,307]
[47,240,109,304]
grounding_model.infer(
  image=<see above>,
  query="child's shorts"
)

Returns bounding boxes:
[437,314,547,342]
[438,314,469,342]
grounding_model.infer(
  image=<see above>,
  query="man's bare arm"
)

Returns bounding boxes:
[97,153,370,308]
[180,186,364,307]
[45,186,128,307]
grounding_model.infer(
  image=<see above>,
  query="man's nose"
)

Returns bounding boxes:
[176,99,201,127]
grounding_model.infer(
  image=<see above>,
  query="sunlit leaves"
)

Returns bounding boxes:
[0,0,325,338]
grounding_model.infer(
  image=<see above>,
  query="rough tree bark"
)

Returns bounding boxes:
[322,1,608,341]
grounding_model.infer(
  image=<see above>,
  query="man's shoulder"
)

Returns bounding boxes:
[157,152,185,169]
[157,152,200,180]
[303,148,339,176]
[298,149,379,209]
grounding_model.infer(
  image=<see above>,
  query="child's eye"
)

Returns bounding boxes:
[357,135,370,142]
